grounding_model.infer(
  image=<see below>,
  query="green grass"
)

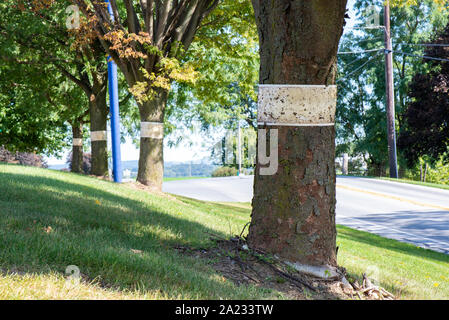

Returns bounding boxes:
[338,174,449,191]
[1,163,448,300]
[378,177,449,191]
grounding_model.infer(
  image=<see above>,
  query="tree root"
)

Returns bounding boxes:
[199,232,397,300]
[348,273,396,300]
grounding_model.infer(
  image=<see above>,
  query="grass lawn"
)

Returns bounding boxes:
[378,177,449,191]
[1,163,448,300]
[338,174,449,191]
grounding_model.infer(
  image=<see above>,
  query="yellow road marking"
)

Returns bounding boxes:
[337,184,449,212]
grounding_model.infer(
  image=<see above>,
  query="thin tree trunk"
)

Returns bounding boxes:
[342,153,349,175]
[424,163,428,182]
[90,88,109,177]
[136,88,168,190]
[71,123,84,173]
[248,0,347,269]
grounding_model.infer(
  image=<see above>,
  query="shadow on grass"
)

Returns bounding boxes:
[0,171,277,299]
[174,195,251,217]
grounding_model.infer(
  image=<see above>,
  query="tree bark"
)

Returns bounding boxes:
[136,88,168,190]
[89,88,109,177]
[248,0,347,268]
[71,123,84,173]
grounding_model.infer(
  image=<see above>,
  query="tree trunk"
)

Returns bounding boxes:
[342,153,349,175]
[424,163,428,182]
[89,88,109,177]
[248,0,347,269]
[71,123,84,173]
[136,88,168,190]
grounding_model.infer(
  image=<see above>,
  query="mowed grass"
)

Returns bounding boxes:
[378,177,449,191]
[0,163,448,300]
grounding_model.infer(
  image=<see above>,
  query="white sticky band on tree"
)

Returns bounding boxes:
[91,131,107,141]
[141,122,164,139]
[257,85,337,127]
[72,138,83,146]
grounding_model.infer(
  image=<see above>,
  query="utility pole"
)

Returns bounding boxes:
[106,0,122,183]
[384,1,399,178]
[237,120,242,176]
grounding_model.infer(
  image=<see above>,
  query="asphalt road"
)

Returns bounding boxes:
[163,176,449,254]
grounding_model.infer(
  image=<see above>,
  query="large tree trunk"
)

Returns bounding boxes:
[71,122,84,173]
[248,0,347,271]
[89,88,109,177]
[136,88,168,190]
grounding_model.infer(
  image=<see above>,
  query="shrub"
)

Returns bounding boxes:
[0,146,47,168]
[212,166,238,177]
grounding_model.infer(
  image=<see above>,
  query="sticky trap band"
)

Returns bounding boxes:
[141,122,164,139]
[258,85,337,127]
[91,131,107,141]
[72,138,83,146]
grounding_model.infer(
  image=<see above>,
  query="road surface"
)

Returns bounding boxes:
[163,176,449,254]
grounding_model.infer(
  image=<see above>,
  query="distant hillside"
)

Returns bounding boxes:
[48,163,68,170]
[48,159,216,178]
[122,160,216,178]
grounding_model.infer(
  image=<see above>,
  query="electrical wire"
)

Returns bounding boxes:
[396,43,449,47]
[337,51,384,83]
[344,26,386,30]
[339,49,382,69]
[338,48,384,55]
[393,50,449,63]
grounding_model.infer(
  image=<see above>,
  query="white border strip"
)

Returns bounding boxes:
[257,85,337,126]
[73,138,83,146]
[141,122,163,139]
[91,131,107,142]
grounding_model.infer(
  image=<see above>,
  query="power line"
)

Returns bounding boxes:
[337,51,384,83]
[393,50,449,63]
[339,49,381,69]
[344,26,386,30]
[396,43,449,47]
[338,48,384,55]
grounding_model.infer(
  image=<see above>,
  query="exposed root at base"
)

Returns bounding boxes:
[174,234,397,300]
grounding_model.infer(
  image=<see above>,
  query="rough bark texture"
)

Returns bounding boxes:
[136,89,168,190]
[248,0,347,267]
[89,88,109,177]
[71,123,84,173]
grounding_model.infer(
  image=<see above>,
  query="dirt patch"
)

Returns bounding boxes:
[175,237,397,300]
[175,239,353,300]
